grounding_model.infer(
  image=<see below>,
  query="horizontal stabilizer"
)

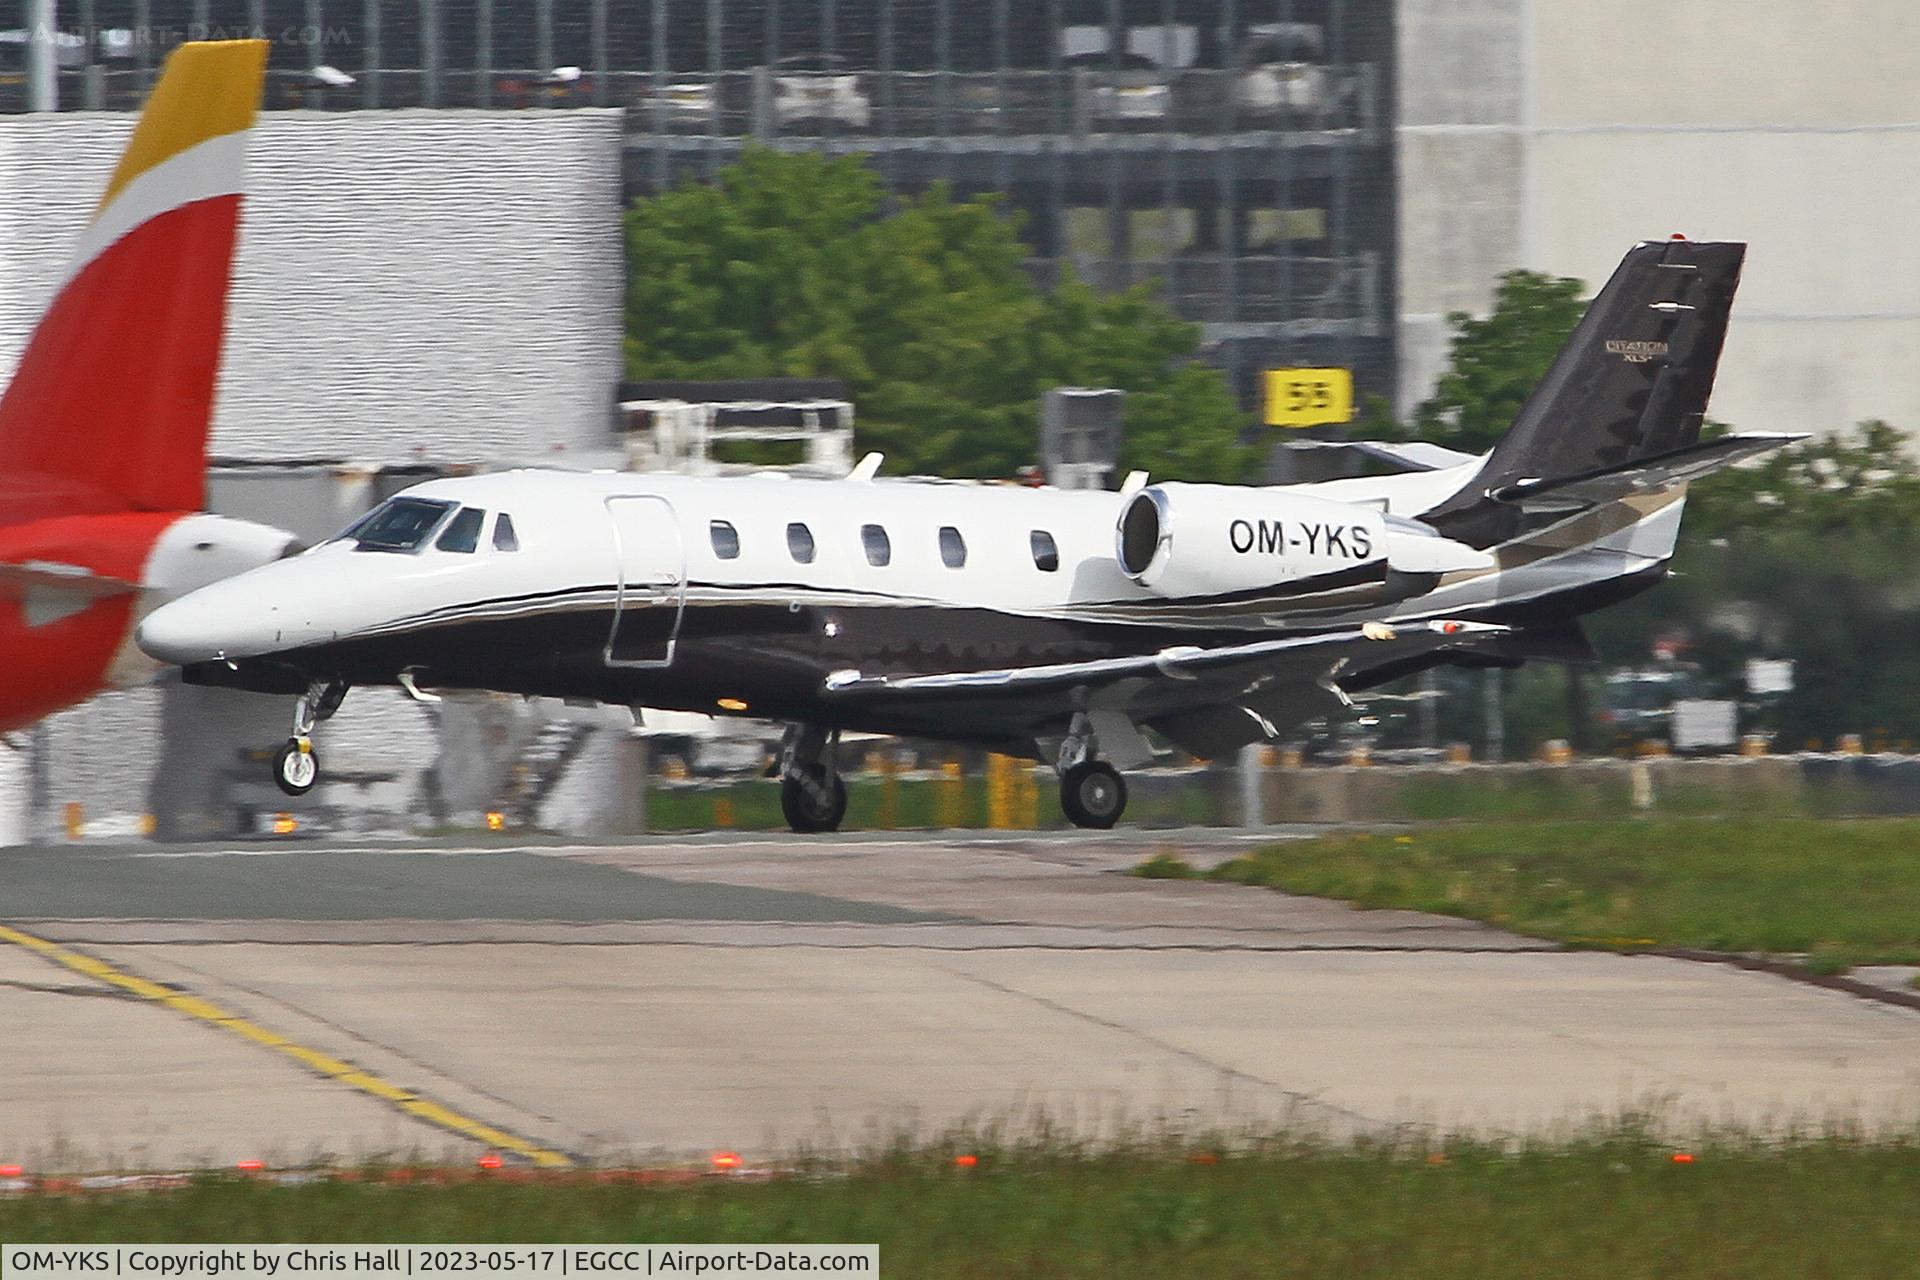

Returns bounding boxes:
[0,560,139,628]
[1490,433,1801,513]
[0,560,137,597]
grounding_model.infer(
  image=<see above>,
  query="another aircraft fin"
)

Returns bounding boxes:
[0,40,267,514]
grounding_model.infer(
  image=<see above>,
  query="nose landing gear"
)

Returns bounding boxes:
[272,679,348,797]
[779,723,848,833]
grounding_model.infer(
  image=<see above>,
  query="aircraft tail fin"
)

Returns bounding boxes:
[0,39,267,514]
[1427,238,1745,545]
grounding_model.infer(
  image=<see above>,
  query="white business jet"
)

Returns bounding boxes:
[138,237,1794,831]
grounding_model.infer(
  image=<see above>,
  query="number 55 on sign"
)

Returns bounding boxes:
[1264,367,1354,428]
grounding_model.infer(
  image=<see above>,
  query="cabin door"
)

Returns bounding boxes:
[604,495,686,667]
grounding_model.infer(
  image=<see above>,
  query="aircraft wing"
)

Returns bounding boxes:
[1490,433,1801,512]
[820,619,1509,759]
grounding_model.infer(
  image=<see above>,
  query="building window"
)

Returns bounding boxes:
[492,512,519,552]
[861,523,892,567]
[709,520,741,560]
[1031,529,1059,572]
[436,507,485,554]
[938,526,967,569]
[787,522,816,564]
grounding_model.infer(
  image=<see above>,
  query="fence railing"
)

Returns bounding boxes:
[2,64,1378,138]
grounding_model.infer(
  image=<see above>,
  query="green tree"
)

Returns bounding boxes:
[1684,421,1920,540]
[624,149,1252,481]
[1411,270,1588,452]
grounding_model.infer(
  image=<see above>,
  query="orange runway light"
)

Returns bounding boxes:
[477,1152,504,1170]
[711,1151,742,1171]
[716,697,749,712]
[1670,1152,1696,1164]
[272,814,297,835]
[953,1154,978,1168]
[235,1159,264,1172]
[485,811,505,832]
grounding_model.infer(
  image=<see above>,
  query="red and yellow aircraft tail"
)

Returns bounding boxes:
[0,40,267,516]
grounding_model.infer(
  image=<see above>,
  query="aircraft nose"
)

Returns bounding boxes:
[137,589,252,665]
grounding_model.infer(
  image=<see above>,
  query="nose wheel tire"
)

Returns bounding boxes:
[1061,761,1127,829]
[781,765,848,834]
[272,738,318,796]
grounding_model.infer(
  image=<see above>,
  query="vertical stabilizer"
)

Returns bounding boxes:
[1427,238,1744,547]
[0,40,267,513]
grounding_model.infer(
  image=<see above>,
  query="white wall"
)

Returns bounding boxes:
[1398,0,1920,435]
[0,109,625,464]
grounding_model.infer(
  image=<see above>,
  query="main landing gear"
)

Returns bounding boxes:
[272,679,348,796]
[779,723,848,833]
[1055,712,1131,829]
[1060,760,1127,829]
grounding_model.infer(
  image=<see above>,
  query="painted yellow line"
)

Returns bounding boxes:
[0,923,574,1169]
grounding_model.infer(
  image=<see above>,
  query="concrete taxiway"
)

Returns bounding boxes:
[3,828,1918,1170]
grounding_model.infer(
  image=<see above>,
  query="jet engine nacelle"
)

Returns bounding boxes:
[1115,482,1492,598]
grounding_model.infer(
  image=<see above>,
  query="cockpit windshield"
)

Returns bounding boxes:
[340,497,456,552]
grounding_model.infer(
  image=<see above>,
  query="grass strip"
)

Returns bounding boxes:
[3,1133,1919,1278]
[1182,817,1920,971]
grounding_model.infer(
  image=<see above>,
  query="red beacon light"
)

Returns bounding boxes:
[1670,232,1688,240]
[0,1163,24,1178]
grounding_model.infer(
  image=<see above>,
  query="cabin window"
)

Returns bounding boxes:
[1031,529,1060,572]
[709,520,741,560]
[861,524,892,567]
[787,522,816,564]
[939,526,967,569]
[492,513,519,552]
[435,507,485,554]
[345,497,453,552]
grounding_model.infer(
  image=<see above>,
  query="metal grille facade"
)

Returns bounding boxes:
[6,0,1396,409]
